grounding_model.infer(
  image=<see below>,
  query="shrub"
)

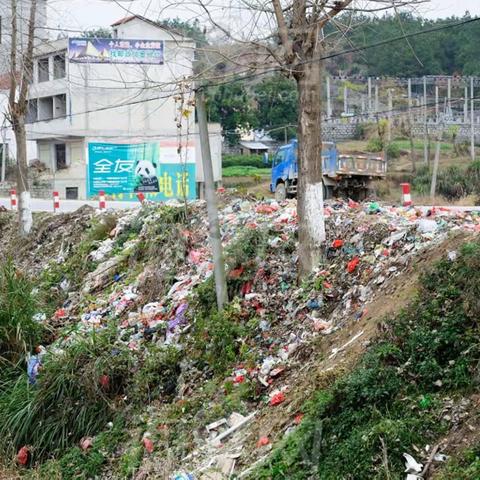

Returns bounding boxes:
[0,261,42,366]
[192,307,246,375]
[386,142,400,159]
[366,137,383,153]
[128,345,182,403]
[222,154,265,169]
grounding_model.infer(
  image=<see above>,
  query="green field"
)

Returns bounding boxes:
[222,166,271,177]
[391,139,454,152]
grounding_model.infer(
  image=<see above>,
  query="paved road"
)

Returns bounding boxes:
[1,197,480,214]
[0,197,141,213]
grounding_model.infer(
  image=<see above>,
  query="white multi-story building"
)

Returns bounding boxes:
[26,15,221,200]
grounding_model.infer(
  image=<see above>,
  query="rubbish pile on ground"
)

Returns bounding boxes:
[5,196,480,478]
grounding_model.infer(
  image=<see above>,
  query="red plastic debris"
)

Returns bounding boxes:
[17,446,29,465]
[229,266,244,279]
[99,375,110,390]
[257,436,270,447]
[347,257,360,273]
[241,282,252,296]
[234,375,245,384]
[54,308,67,319]
[323,281,332,289]
[332,239,344,249]
[80,437,93,451]
[143,437,154,453]
[270,392,286,406]
[348,199,360,208]
[255,204,278,214]
[294,413,304,425]
[188,250,202,264]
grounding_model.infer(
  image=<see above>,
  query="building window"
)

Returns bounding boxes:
[55,144,67,170]
[26,100,38,123]
[54,94,66,117]
[38,57,49,82]
[53,54,65,79]
[38,96,53,120]
[66,187,78,199]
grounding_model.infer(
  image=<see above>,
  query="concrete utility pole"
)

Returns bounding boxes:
[471,77,475,161]
[343,85,348,115]
[368,77,372,113]
[408,78,412,119]
[464,86,468,124]
[196,88,228,311]
[431,125,443,203]
[435,85,439,122]
[387,89,393,142]
[1,124,6,183]
[423,76,428,164]
[326,76,332,120]
[447,77,452,117]
[374,82,379,114]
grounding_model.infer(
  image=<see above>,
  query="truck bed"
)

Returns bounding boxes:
[323,154,386,178]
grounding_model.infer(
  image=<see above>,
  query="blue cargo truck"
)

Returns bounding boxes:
[269,139,386,201]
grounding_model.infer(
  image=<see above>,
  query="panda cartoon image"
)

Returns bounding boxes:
[134,159,159,192]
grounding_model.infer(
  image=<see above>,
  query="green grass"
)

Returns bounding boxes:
[436,447,480,479]
[222,166,271,177]
[252,239,480,479]
[0,260,43,368]
[392,139,453,153]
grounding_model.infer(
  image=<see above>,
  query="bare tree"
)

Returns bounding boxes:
[192,0,425,277]
[8,0,37,236]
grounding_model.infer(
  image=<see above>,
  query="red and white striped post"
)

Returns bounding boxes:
[98,190,106,210]
[400,183,412,207]
[10,189,17,210]
[53,191,60,212]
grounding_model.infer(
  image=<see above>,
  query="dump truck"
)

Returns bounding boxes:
[269,139,386,201]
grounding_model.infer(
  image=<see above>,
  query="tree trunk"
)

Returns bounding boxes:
[14,116,32,235]
[296,58,325,278]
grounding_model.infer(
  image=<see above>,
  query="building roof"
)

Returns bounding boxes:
[111,15,188,40]
[239,141,269,151]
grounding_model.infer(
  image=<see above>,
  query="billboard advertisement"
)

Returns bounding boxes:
[87,141,196,201]
[69,38,164,65]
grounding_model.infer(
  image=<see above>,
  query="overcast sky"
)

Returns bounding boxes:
[47,0,480,32]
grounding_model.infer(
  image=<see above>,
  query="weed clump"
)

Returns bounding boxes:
[0,260,42,367]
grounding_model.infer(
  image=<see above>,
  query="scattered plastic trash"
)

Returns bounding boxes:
[172,473,195,480]
[417,219,438,233]
[80,437,93,451]
[17,446,29,466]
[257,436,270,447]
[404,452,423,474]
[143,436,154,454]
[347,257,360,273]
[448,250,457,261]
[270,392,286,406]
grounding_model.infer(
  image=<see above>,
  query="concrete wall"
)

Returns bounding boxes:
[37,138,86,199]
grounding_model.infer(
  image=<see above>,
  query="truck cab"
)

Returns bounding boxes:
[270,139,386,201]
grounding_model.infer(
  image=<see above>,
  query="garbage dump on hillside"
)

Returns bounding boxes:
[1,196,479,479]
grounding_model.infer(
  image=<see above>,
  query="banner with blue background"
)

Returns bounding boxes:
[87,142,196,201]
